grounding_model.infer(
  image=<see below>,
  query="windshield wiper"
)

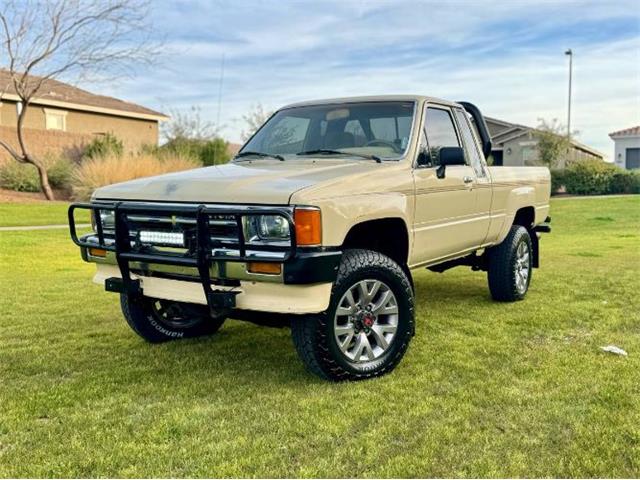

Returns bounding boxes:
[234,151,285,161]
[296,149,382,163]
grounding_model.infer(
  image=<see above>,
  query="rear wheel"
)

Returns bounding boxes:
[291,249,414,381]
[487,225,533,302]
[120,293,225,343]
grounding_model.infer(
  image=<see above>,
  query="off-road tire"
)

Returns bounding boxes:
[120,293,225,343]
[291,249,414,381]
[487,225,533,302]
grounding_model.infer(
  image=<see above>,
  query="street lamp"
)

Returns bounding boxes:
[565,48,573,142]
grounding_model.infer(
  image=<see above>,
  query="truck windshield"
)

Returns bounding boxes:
[239,101,415,161]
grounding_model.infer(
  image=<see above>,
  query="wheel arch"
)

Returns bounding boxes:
[341,217,411,273]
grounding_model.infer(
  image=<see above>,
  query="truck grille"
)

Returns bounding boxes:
[124,213,240,250]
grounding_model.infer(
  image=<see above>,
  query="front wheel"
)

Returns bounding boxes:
[487,225,533,302]
[120,294,226,343]
[291,249,415,381]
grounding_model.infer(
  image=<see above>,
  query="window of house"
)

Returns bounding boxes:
[44,109,67,131]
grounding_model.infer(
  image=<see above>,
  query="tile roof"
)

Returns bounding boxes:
[609,126,640,138]
[0,69,167,120]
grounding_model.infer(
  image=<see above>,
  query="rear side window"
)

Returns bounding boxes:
[454,109,485,177]
[424,107,461,164]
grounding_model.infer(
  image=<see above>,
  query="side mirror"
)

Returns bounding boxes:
[438,147,466,166]
[436,146,465,178]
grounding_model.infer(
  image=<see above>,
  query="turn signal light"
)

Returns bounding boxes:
[294,208,321,246]
[247,262,282,275]
[89,247,107,258]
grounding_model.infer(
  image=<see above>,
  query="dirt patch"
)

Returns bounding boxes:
[0,188,71,203]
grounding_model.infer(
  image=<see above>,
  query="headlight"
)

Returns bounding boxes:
[91,209,115,231]
[244,214,290,243]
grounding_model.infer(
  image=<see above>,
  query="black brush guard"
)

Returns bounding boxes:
[68,202,297,312]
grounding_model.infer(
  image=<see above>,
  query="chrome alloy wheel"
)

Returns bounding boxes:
[514,241,531,294]
[333,279,399,363]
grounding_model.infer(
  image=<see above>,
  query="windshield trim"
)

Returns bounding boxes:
[236,100,418,163]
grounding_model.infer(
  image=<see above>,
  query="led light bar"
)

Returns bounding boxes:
[139,231,185,246]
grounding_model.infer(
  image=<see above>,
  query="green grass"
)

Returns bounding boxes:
[1,196,639,477]
[0,202,89,227]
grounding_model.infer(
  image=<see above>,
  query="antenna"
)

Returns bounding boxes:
[216,53,225,129]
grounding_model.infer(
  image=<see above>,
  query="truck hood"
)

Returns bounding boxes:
[93,158,381,205]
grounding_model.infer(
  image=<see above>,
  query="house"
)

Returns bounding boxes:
[485,117,604,167]
[0,70,168,161]
[609,127,640,170]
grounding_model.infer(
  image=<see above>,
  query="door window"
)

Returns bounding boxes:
[454,109,485,177]
[424,107,462,165]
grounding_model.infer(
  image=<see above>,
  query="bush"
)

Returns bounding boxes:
[550,169,566,194]
[46,157,73,189]
[562,160,617,195]
[560,159,640,195]
[159,137,231,166]
[83,133,124,160]
[0,156,73,192]
[72,152,198,200]
[609,170,640,194]
[0,162,41,192]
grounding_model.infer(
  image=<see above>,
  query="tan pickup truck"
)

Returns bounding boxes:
[69,95,551,381]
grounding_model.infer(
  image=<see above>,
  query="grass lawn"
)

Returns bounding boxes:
[0,196,638,477]
[0,202,89,227]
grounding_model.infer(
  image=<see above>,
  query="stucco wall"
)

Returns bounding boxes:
[501,132,602,168]
[0,99,159,159]
[0,125,93,164]
[612,136,640,170]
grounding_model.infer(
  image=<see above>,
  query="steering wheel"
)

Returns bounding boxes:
[363,139,402,153]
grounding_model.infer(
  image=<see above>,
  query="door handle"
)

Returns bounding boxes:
[463,176,474,184]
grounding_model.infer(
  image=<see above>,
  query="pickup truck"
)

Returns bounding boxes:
[68,95,551,381]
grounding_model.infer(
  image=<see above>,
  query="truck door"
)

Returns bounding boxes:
[411,104,481,264]
[452,107,493,246]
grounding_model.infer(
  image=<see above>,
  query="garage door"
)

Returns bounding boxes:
[627,148,640,169]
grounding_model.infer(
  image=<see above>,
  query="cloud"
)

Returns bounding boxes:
[90,0,640,155]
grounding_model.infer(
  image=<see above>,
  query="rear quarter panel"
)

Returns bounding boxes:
[487,166,551,244]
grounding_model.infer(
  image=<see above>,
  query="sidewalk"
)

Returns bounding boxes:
[0,223,90,232]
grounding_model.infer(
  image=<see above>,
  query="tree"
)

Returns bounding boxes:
[240,103,272,141]
[161,106,220,143]
[0,0,158,200]
[160,106,230,166]
[534,118,576,169]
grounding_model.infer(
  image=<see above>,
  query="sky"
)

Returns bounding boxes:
[91,0,640,158]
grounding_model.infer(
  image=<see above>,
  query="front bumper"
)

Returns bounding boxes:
[69,201,341,313]
[93,264,334,314]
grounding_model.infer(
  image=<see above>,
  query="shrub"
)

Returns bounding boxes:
[83,133,124,159]
[562,159,617,195]
[0,156,73,192]
[46,157,73,189]
[550,169,566,194]
[609,170,640,194]
[160,137,231,166]
[72,152,198,200]
[0,162,41,192]
[560,159,640,195]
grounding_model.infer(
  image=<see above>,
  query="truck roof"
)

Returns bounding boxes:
[281,95,460,110]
